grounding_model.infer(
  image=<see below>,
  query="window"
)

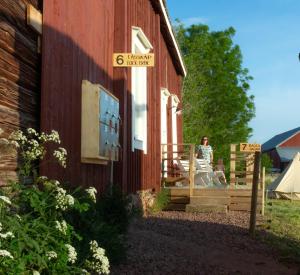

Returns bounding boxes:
[131,27,153,153]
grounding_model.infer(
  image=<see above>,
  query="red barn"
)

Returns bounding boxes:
[262,127,300,171]
[0,0,186,194]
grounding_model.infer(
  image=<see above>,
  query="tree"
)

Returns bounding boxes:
[175,22,255,168]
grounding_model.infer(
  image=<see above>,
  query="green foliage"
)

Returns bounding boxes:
[175,21,255,169]
[66,185,130,265]
[150,189,170,213]
[261,153,273,171]
[262,200,300,264]
[0,128,121,274]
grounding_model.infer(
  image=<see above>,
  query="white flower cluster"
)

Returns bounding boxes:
[39,130,61,144]
[53,147,67,168]
[55,220,68,235]
[88,240,110,275]
[65,244,77,264]
[46,250,57,260]
[0,222,14,239]
[22,139,45,160]
[85,187,97,203]
[27,128,38,136]
[32,270,40,275]
[9,130,27,145]
[0,231,14,239]
[55,187,74,211]
[0,249,13,259]
[0,195,11,205]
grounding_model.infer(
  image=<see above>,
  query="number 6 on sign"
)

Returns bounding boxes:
[116,55,124,65]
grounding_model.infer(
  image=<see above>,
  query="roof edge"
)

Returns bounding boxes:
[155,0,187,77]
[277,130,300,148]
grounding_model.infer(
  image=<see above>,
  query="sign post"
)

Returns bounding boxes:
[249,151,261,238]
[113,53,155,67]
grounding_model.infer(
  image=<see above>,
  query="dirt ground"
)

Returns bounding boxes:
[112,211,299,275]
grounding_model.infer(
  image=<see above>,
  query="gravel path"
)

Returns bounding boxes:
[112,211,299,275]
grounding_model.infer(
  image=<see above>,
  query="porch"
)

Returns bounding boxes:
[161,144,264,213]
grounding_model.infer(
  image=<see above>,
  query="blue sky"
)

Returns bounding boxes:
[167,0,300,144]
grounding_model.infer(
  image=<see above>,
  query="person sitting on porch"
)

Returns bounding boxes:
[197,136,213,167]
[214,158,227,185]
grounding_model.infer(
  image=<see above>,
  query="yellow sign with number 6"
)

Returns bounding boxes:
[113,53,155,67]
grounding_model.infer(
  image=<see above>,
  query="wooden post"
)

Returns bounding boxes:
[189,144,195,198]
[261,166,266,216]
[249,151,261,237]
[246,153,254,188]
[230,144,236,187]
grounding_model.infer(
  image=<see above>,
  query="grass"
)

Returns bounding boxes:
[261,199,300,264]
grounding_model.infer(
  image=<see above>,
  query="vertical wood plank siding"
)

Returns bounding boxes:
[0,0,41,182]
[41,0,183,193]
[41,0,114,191]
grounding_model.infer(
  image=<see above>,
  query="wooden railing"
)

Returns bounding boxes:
[161,143,195,197]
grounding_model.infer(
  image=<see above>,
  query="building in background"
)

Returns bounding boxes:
[262,127,300,171]
[0,0,186,194]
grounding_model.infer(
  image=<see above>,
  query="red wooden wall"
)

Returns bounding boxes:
[41,0,184,193]
[41,0,114,191]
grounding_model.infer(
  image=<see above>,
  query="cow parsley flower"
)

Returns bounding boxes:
[55,187,74,210]
[88,240,110,274]
[0,249,13,259]
[9,130,27,144]
[0,231,14,239]
[85,187,97,203]
[39,130,61,144]
[55,220,68,235]
[32,270,40,275]
[46,251,57,260]
[27,128,38,136]
[0,195,11,205]
[9,140,19,148]
[65,244,77,264]
[53,147,67,168]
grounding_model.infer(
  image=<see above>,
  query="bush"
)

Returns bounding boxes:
[0,128,127,274]
[66,185,130,265]
[150,189,170,213]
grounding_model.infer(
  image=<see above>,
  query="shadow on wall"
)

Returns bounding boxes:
[0,1,142,194]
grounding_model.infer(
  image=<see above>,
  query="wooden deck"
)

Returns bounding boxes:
[164,187,263,213]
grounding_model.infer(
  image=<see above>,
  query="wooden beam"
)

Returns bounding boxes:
[261,166,266,216]
[26,4,42,35]
[230,144,236,186]
[189,144,195,198]
[249,151,261,237]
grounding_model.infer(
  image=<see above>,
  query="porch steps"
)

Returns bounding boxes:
[164,195,189,211]
[185,195,230,213]
[164,188,263,213]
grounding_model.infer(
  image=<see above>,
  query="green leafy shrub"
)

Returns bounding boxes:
[0,128,114,274]
[150,189,170,213]
[66,185,130,265]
